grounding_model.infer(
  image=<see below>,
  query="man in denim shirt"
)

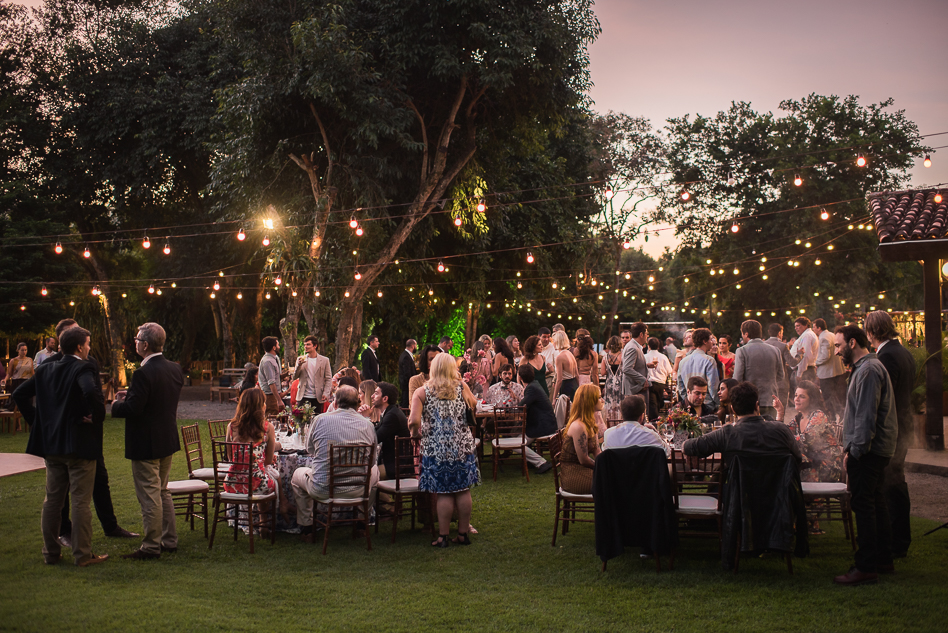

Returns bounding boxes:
[833,325,897,586]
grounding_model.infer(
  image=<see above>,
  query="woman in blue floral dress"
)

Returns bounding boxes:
[409,353,480,547]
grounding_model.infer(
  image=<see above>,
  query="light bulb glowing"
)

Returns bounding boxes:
[292,290,297,297]
[54,242,63,254]
[41,286,48,296]
[148,285,154,294]
[517,282,522,289]
[821,208,829,220]
[237,228,246,241]
[262,235,270,246]
[315,290,320,297]
[355,226,364,236]
[552,282,558,289]
[935,193,944,204]
[274,277,282,285]
[377,291,383,298]
[526,252,534,264]
[213,282,220,291]
[265,292,271,299]
[20,305,25,311]
[156,289,162,295]
[437,261,445,272]
[83,247,91,258]
[454,217,462,227]
[163,243,170,255]
[680,190,690,201]
[210,292,216,299]
[604,188,614,200]
[237,292,243,299]
[476,199,486,213]
[349,216,358,229]
[793,174,802,186]
[856,155,866,167]
[731,223,739,233]
[344,291,350,298]
[726,172,736,186]
[142,236,151,249]
[924,155,932,168]
[354,271,362,280]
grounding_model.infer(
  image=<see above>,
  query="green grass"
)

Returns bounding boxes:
[1,418,945,632]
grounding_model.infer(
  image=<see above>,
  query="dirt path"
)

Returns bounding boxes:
[907,472,948,523]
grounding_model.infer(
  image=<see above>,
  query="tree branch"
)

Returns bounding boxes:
[406,99,428,185]
[309,102,332,186]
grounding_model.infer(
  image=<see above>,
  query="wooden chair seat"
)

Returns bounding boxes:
[190,467,220,480]
[492,437,527,450]
[677,495,719,514]
[168,480,210,495]
[558,488,593,502]
[208,440,277,554]
[801,478,855,550]
[377,478,420,493]
[801,482,847,495]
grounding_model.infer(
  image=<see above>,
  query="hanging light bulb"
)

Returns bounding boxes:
[820,208,829,220]
[935,193,944,204]
[680,190,690,201]
[428,289,434,296]
[274,276,282,285]
[604,187,614,200]
[83,246,91,258]
[292,290,297,297]
[237,292,243,299]
[210,292,216,299]
[454,217,463,227]
[41,285,48,296]
[265,292,271,299]
[354,270,362,280]
[923,154,932,168]
[349,216,358,229]
[437,261,445,272]
[262,235,270,246]
[517,281,522,289]
[355,226,364,236]
[648,275,655,283]
[147,285,155,294]
[344,291,350,298]
[314,289,320,297]
[726,172,736,186]
[142,235,151,249]
[730,223,739,233]
[377,290,383,298]
[526,252,534,264]
[213,281,220,291]
[476,199,486,213]
[552,282,558,289]
[793,174,803,186]
[622,240,631,249]
[237,228,246,241]
[54,242,63,254]
[163,241,171,255]
[856,155,867,167]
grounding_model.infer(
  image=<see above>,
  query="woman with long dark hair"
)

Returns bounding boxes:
[224,388,277,497]
[490,337,515,380]
[572,331,599,385]
[520,335,549,397]
[408,344,441,402]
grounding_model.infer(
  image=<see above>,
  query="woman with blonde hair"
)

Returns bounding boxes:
[558,384,602,494]
[357,379,380,424]
[409,353,480,547]
[551,330,579,402]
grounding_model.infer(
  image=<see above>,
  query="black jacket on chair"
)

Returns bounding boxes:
[361,348,381,383]
[593,446,678,563]
[14,355,105,460]
[721,452,808,570]
[111,354,184,461]
[397,350,417,408]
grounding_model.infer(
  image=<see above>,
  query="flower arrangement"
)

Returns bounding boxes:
[289,403,316,430]
[660,407,705,438]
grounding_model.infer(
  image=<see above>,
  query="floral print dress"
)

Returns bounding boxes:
[224,421,277,495]
[795,410,843,483]
[418,385,481,493]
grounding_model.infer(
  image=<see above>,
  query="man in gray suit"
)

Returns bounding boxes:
[621,322,650,397]
[765,323,796,408]
[733,320,784,419]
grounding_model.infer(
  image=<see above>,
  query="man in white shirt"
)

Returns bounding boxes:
[645,337,673,421]
[602,395,669,458]
[789,317,819,382]
[484,365,523,408]
[293,335,332,408]
[813,318,847,419]
[34,337,58,365]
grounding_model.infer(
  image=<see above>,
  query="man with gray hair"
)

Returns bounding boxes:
[112,322,185,560]
[291,385,379,542]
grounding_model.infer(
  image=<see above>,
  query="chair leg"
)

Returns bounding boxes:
[233,503,239,542]
[322,503,332,555]
[364,501,373,551]
[208,498,221,550]
[202,490,209,539]
[189,493,196,531]
[271,500,277,545]
[522,449,529,481]
[492,445,498,481]
[248,504,255,554]
[391,494,400,544]
[552,497,561,546]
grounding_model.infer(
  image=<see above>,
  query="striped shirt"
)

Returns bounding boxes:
[304,408,378,495]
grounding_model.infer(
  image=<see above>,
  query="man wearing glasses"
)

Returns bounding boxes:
[112,323,185,560]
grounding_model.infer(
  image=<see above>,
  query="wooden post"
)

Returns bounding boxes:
[923,258,945,450]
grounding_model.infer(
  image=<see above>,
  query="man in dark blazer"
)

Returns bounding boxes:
[14,326,109,567]
[111,322,184,560]
[361,334,381,382]
[397,339,418,408]
[372,382,410,478]
[865,311,917,558]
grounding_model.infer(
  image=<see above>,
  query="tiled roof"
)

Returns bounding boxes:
[869,189,948,243]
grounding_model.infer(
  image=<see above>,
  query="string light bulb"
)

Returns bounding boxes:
[437,261,445,272]
[265,292,271,299]
[730,223,739,233]
[517,282,522,289]
[820,208,829,220]
[355,226,364,236]
[680,190,690,201]
[41,286,48,296]
[727,172,736,186]
[315,290,320,297]
[924,154,932,168]
[793,174,803,186]
[274,276,282,285]
[354,270,362,280]
[163,242,171,255]
[292,290,297,297]
[856,155,867,167]
[476,199,486,213]
[83,246,91,258]
[237,292,243,299]
[54,242,63,254]
[377,291,383,298]
[344,291,350,298]
[454,217,462,227]
[604,187,614,200]
[213,281,220,291]
[552,282,558,289]
[935,193,944,204]
[237,228,246,241]
[142,235,151,249]
[526,252,534,264]
[622,241,631,249]
[349,216,358,229]
[262,235,270,246]
[147,285,154,294]
[210,292,216,299]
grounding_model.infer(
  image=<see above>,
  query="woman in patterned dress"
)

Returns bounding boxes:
[790,380,843,483]
[409,353,480,547]
[224,388,278,497]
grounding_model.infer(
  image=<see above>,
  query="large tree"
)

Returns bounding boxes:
[207,0,601,369]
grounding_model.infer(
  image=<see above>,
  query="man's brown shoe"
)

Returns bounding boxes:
[77,554,109,567]
[834,567,878,585]
[121,549,160,560]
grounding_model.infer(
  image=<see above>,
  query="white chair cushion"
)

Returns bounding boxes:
[190,467,218,480]
[492,437,526,449]
[474,438,482,448]
[677,495,719,514]
[168,480,209,494]
[219,491,277,503]
[377,479,420,493]
[802,482,848,495]
[558,488,594,501]
[317,497,369,506]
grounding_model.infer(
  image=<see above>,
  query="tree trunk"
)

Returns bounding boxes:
[249,281,264,363]
[178,295,198,371]
[216,293,234,367]
[332,300,364,371]
[85,251,127,388]
[603,243,622,341]
[465,303,480,351]
[210,300,222,341]
[280,290,303,367]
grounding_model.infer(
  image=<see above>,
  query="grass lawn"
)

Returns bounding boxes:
[1,417,945,632]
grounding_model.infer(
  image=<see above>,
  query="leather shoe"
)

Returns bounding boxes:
[77,554,109,567]
[878,564,895,574]
[160,546,178,553]
[105,526,140,538]
[536,461,553,474]
[57,535,72,549]
[833,567,878,585]
[121,549,161,560]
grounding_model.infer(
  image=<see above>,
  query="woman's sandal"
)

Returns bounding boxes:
[451,532,472,545]
[431,534,450,548]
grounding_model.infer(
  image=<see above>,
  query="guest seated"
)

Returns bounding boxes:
[224,389,279,504]
[683,382,802,468]
[484,364,523,407]
[778,380,843,483]
[715,378,739,425]
[675,376,717,418]
[602,394,669,458]
[372,382,410,480]
[290,386,379,542]
[325,376,360,413]
[513,364,556,474]
[357,379,380,424]
[558,383,603,494]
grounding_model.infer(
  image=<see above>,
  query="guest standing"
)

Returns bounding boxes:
[765,323,796,410]
[620,322,650,398]
[293,335,332,409]
[644,337,673,421]
[717,335,736,379]
[490,337,515,381]
[813,318,847,420]
[409,354,480,547]
[398,339,418,408]
[733,320,784,419]
[408,344,441,402]
[258,336,285,414]
[557,383,602,494]
[6,342,34,393]
[361,335,381,382]
[13,326,108,567]
[112,322,185,560]
[600,335,623,419]
[573,332,599,386]
[551,331,579,402]
[520,335,550,398]
[34,337,58,366]
[790,317,819,382]
[506,335,522,365]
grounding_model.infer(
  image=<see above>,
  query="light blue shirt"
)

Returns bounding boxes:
[677,349,719,407]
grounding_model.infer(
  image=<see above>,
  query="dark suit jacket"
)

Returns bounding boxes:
[14,355,105,460]
[111,354,184,461]
[376,404,410,476]
[683,415,803,467]
[397,350,417,407]
[876,340,916,466]
[361,348,381,382]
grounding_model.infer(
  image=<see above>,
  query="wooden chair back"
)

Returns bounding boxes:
[605,417,623,429]
[208,419,229,443]
[328,443,374,498]
[670,448,723,504]
[181,423,205,474]
[492,406,526,441]
[391,437,422,491]
[210,440,253,498]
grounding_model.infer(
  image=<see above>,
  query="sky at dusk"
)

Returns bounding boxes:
[16,0,948,257]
